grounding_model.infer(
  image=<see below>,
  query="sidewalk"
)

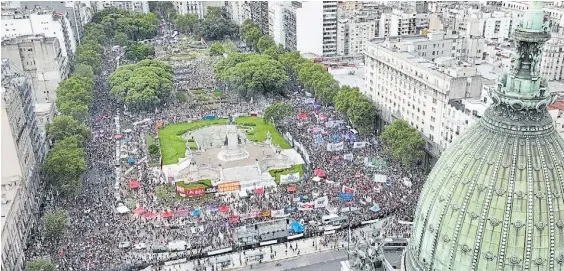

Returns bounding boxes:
[160,220,386,271]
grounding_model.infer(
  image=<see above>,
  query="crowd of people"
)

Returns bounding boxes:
[25,36,423,270]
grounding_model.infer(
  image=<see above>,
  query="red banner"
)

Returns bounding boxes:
[185,187,206,198]
[229,216,240,224]
[219,205,230,213]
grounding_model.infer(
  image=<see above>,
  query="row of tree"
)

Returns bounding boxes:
[173,6,238,41]
[109,59,174,112]
[237,21,425,168]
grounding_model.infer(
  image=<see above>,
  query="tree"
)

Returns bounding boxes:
[125,43,155,61]
[148,143,159,155]
[114,31,129,46]
[77,39,104,55]
[195,16,238,41]
[109,60,174,111]
[257,35,275,53]
[205,6,227,19]
[379,120,425,168]
[73,64,94,79]
[334,85,363,114]
[42,136,86,197]
[75,49,102,74]
[25,259,56,271]
[42,209,69,240]
[209,42,225,56]
[214,53,252,75]
[55,76,94,107]
[82,23,106,44]
[174,14,199,34]
[279,51,308,77]
[263,102,294,124]
[47,115,91,145]
[263,44,285,60]
[240,19,262,50]
[219,54,288,99]
[347,99,377,135]
[59,101,89,123]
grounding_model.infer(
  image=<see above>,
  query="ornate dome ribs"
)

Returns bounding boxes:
[406,121,564,271]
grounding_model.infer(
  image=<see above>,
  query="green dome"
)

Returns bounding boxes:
[405,2,564,270]
[405,105,564,270]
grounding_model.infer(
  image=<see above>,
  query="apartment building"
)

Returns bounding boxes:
[226,1,250,26]
[173,1,222,19]
[93,1,149,14]
[337,18,377,56]
[541,18,564,81]
[547,101,564,138]
[15,1,94,45]
[249,1,269,34]
[1,8,76,59]
[379,9,429,37]
[1,59,46,271]
[294,1,338,57]
[1,35,69,103]
[364,38,486,162]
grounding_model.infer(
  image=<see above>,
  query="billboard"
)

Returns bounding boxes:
[218,181,240,193]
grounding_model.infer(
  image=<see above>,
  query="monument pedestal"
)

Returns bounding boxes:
[218,125,249,161]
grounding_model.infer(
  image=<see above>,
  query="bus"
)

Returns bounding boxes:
[322,214,348,226]
[382,238,409,251]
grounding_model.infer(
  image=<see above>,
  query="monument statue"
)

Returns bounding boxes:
[347,237,383,271]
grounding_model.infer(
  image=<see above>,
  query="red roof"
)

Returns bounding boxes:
[547,101,564,111]
[129,180,140,189]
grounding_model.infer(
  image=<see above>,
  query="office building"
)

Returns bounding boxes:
[295,1,338,57]
[172,1,222,20]
[337,18,377,56]
[93,1,149,14]
[1,35,69,103]
[379,9,429,38]
[364,37,487,161]
[1,8,77,59]
[1,59,46,271]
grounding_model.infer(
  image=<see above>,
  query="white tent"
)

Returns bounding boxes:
[116,204,130,214]
[312,176,322,182]
[238,190,248,198]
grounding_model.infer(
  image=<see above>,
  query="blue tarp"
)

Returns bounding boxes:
[369,204,381,213]
[127,158,136,164]
[192,209,201,217]
[289,222,304,233]
[204,115,216,120]
[339,192,353,201]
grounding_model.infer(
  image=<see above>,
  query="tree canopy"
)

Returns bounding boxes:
[240,19,262,51]
[263,102,294,124]
[209,42,225,56]
[174,14,199,34]
[73,63,94,79]
[109,59,174,111]
[47,115,91,145]
[55,75,94,107]
[59,100,89,123]
[42,209,69,240]
[125,43,156,61]
[379,120,425,168]
[217,54,288,99]
[75,49,102,74]
[42,136,87,197]
[25,259,56,271]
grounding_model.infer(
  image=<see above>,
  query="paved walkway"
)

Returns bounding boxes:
[153,220,387,271]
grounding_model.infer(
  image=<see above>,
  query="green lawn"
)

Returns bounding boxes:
[158,117,291,165]
[176,179,212,189]
[158,119,228,165]
[269,164,304,184]
[234,117,292,149]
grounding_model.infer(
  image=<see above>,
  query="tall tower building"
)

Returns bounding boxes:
[406,2,564,270]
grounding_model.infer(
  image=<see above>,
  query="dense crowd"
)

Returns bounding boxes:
[25,37,421,270]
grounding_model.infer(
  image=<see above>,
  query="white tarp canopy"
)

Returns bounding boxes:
[373,174,387,183]
[238,190,248,198]
[116,204,130,214]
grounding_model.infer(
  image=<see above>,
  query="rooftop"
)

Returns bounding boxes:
[329,66,365,91]
[0,176,22,231]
